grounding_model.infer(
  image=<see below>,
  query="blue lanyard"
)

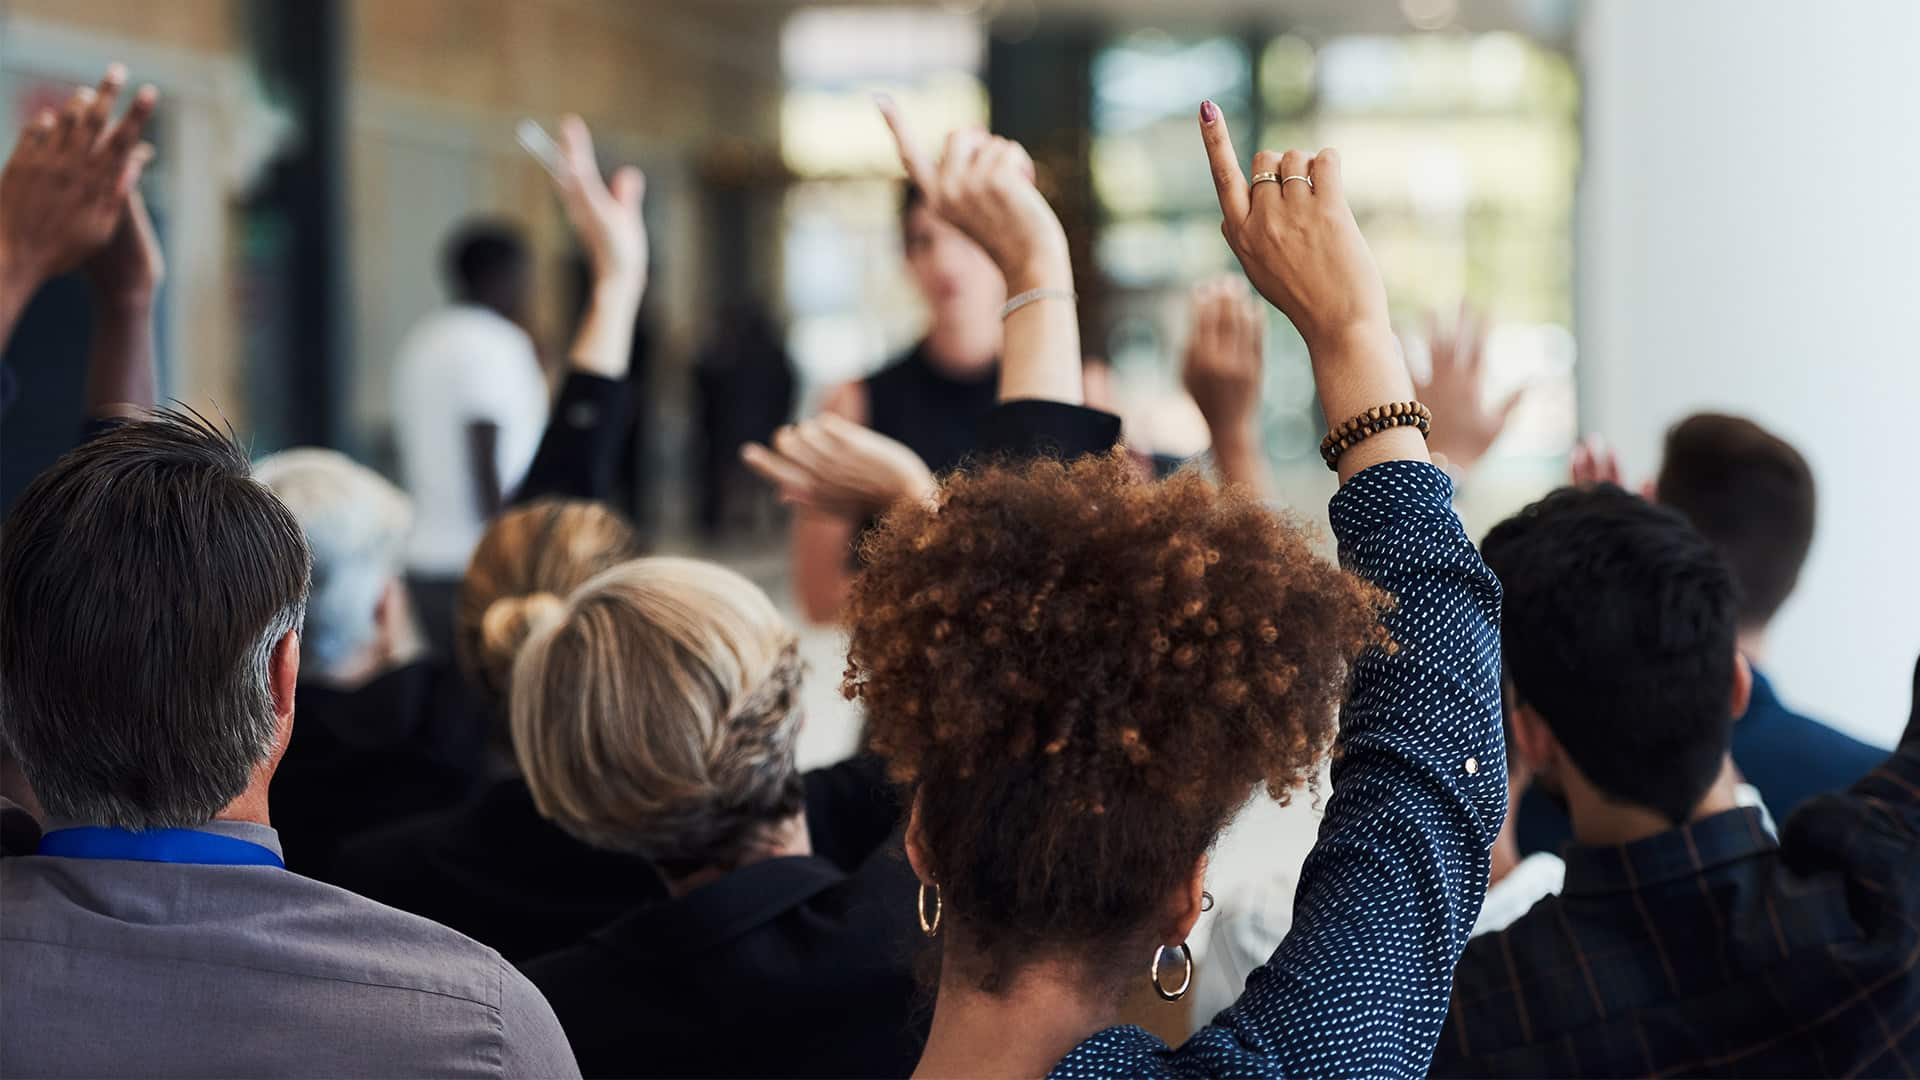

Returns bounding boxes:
[36,827,284,868]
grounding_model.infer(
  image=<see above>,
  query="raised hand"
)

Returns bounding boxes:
[82,188,164,308]
[1569,434,1625,489]
[741,413,937,519]
[0,66,158,293]
[879,97,1080,405]
[1198,102,1420,481]
[553,114,647,298]
[1183,276,1266,438]
[877,96,1067,295]
[1412,302,1524,473]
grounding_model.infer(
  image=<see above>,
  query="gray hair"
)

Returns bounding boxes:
[253,448,412,677]
[0,410,311,829]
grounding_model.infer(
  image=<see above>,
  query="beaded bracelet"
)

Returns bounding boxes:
[1319,401,1433,471]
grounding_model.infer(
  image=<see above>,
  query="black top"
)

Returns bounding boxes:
[863,343,1000,477]
[519,755,925,1079]
[273,659,485,879]
[329,774,666,962]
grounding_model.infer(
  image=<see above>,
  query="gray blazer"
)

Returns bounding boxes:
[1,816,579,1078]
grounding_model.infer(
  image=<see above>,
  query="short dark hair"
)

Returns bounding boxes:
[444,219,529,302]
[0,410,311,828]
[1655,413,1814,629]
[1482,485,1739,825]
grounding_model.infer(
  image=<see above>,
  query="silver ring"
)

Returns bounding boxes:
[1250,171,1279,187]
[1281,174,1313,190]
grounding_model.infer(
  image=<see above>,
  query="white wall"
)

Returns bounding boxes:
[1577,0,1920,746]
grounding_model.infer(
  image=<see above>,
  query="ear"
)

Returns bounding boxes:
[1509,702,1558,780]
[904,791,932,886]
[1730,651,1753,720]
[270,629,300,724]
[1164,852,1209,947]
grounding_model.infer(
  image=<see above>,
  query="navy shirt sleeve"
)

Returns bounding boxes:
[1053,460,1506,1078]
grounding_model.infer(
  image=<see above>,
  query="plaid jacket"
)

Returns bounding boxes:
[1433,713,1920,1078]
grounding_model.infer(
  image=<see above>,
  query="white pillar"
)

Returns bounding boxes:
[1576,0,1920,745]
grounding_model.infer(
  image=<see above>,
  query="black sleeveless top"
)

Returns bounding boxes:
[862,342,999,477]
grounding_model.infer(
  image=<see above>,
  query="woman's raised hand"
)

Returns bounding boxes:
[741,414,937,519]
[1197,102,1421,480]
[880,97,1081,405]
[877,96,1068,296]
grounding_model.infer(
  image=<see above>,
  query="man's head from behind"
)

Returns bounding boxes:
[1484,485,1746,827]
[253,448,411,686]
[1654,413,1815,634]
[0,411,310,829]
[445,218,530,323]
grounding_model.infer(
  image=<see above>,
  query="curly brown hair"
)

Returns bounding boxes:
[844,450,1390,991]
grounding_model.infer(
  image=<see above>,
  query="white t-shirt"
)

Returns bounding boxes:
[393,305,549,575]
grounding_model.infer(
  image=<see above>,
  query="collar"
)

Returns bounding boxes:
[1560,806,1775,897]
[40,817,284,864]
[593,855,846,958]
[1739,665,1781,722]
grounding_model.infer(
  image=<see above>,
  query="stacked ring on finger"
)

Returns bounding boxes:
[1250,171,1280,188]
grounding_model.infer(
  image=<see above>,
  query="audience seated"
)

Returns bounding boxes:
[0,410,575,1077]
[512,558,924,1078]
[252,448,485,877]
[1518,416,1885,856]
[330,498,665,960]
[1433,485,1920,1076]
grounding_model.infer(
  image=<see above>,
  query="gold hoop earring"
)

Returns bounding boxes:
[917,882,942,937]
[1151,942,1193,1002]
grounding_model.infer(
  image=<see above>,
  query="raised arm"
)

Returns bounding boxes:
[1182,275,1272,496]
[1173,104,1505,1078]
[513,116,646,505]
[0,66,157,383]
[78,189,163,420]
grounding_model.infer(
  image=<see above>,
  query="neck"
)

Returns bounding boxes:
[215,778,275,828]
[924,317,1000,379]
[1564,754,1742,847]
[1737,626,1770,668]
[663,812,812,898]
[915,951,1118,1079]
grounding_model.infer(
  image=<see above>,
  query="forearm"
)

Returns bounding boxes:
[514,372,630,505]
[1310,324,1427,484]
[997,260,1081,406]
[1209,423,1273,498]
[82,297,158,418]
[566,279,642,380]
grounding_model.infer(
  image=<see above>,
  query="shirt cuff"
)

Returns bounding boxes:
[973,400,1122,465]
[1327,458,1458,545]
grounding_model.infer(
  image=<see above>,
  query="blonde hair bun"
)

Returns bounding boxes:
[480,591,565,673]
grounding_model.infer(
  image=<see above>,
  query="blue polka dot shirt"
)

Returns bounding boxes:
[1051,459,1508,1079]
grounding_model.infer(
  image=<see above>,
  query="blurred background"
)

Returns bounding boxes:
[1,0,1915,759]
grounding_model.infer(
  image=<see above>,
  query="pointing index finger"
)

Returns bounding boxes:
[876,93,934,193]
[1199,100,1249,231]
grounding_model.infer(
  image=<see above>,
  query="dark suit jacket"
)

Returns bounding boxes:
[520,755,925,1079]
[273,660,485,879]
[330,774,666,962]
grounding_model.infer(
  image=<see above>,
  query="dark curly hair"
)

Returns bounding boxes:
[843,450,1390,992]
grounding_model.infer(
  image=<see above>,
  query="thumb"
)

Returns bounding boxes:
[611,166,645,210]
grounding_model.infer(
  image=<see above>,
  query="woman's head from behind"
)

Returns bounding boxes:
[845,451,1388,996]
[511,557,805,880]
[457,499,644,717]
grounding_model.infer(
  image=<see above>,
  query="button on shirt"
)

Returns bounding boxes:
[1051,460,1507,1078]
[1,818,579,1078]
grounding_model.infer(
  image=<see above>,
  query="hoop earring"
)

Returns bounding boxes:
[1151,942,1193,1002]
[1200,890,1215,913]
[917,882,942,937]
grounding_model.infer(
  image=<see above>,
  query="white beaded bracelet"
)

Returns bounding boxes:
[1000,287,1076,320]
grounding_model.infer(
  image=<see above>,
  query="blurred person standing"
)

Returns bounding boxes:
[789,180,1007,624]
[394,220,549,654]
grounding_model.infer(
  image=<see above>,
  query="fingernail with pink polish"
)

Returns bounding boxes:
[1200,100,1220,123]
